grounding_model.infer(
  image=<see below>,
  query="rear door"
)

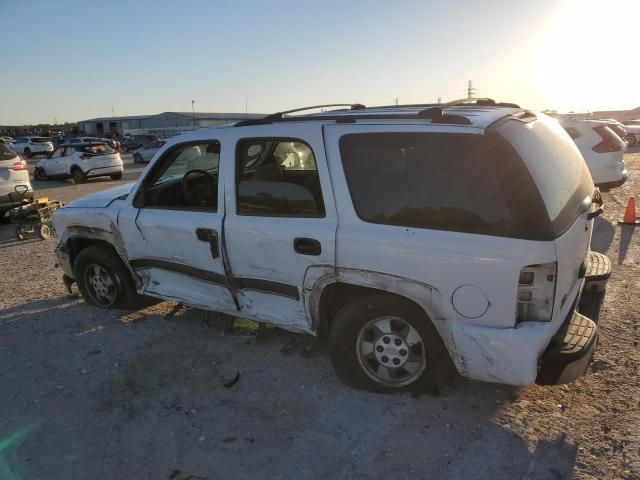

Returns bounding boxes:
[222,125,337,333]
[118,139,238,314]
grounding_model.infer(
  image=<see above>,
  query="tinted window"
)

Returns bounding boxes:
[50,147,64,158]
[80,144,114,154]
[141,141,220,210]
[497,115,593,236]
[236,139,325,217]
[32,137,50,143]
[0,144,17,161]
[339,132,550,239]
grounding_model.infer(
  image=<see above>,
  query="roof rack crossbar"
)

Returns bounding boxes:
[263,103,366,121]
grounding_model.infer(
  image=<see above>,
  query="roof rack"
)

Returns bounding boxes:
[234,103,366,127]
[232,98,521,128]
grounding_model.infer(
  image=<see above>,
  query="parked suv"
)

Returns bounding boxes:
[0,143,33,221]
[10,136,54,158]
[560,118,627,190]
[52,101,609,392]
[34,142,123,183]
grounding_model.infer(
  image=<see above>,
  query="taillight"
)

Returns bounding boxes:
[10,160,27,171]
[80,154,91,160]
[516,262,556,323]
[592,126,623,153]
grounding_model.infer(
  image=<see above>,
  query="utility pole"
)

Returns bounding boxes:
[111,107,115,118]
[192,100,196,126]
[395,97,398,106]
[437,96,441,104]
[467,80,476,100]
[245,97,248,116]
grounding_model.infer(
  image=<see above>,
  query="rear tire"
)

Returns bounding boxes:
[73,245,143,309]
[110,172,122,180]
[38,224,51,240]
[627,135,637,146]
[71,167,85,184]
[329,293,454,393]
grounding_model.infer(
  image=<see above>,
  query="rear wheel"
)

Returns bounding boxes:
[110,172,122,180]
[71,167,85,184]
[627,135,637,146]
[73,245,142,309]
[329,293,453,393]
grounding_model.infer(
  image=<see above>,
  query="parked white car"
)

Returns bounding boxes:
[34,142,123,184]
[133,139,167,163]
[620,120,640,146]
[560,119,627,190]
[0,142,33,221]
[10,136,54,158]
[52,101,609,392]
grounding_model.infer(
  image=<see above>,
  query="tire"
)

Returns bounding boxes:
[24,148,31,158]
[133,154,140,163]
[34,167,48,181]
[71,167,85,184]
[73,245,143,309]
[38,224,51,240]
[16,226,25,240]
[110,172,122,180]
[329,293,453,393]
[627,135,637,146]
[0,211,10,224]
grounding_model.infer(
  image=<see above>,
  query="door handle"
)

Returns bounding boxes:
[196,228,219,259]
[294,237,321,256]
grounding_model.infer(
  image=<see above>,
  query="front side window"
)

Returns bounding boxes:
[340,132,550,239]
[50,147,64,158]
[236,138,325,217]
[140,141,220,210]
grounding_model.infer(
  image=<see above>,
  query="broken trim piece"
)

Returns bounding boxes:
[129,258,227,286]
[233,278,299,301]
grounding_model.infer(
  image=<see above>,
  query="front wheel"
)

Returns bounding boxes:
[34,167,48,181]
[73,245,142,309]
[627,135,637,146]
[110,172,122,180]
[38,224,51,240]
[329,293,453,393]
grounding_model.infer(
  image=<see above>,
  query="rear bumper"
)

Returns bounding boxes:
[449,251,610,385]
[596,172,627,190]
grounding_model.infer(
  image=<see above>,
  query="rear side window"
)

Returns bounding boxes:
[0,144,17,161]
[32,137,50,143]
[235,138,325,217]
[339,132,550,239]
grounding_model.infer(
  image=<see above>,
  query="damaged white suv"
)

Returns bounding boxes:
[52,100,610,392]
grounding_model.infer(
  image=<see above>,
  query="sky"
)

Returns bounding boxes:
[0,0,638,125]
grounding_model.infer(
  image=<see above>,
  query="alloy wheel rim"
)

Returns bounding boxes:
[85,264,119,306]
[356,316,427,387]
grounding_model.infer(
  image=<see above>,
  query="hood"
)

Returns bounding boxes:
[66,182,135,208]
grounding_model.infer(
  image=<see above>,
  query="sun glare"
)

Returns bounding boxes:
[534,0,639,112]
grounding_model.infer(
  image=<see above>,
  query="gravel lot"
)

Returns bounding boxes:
[1,152,639,480]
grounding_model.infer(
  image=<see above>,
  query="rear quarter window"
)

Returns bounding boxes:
[339,132,551,240]
[497,115,593,236]
[0,144,17,161]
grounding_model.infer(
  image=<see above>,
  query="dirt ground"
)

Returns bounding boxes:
[1,151,639,480]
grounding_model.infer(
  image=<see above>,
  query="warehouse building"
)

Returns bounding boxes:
[78,111,264,137]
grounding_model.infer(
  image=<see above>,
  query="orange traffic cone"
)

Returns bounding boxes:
[619,197,640,225]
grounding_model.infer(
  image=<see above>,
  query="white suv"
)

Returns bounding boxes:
[52,100,609,392]
[34,142,124,183]
[0,143,33,221]
[10,136,54,158]
[560,118,627,190]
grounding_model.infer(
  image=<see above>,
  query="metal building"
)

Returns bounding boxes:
[77,111,264,137]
